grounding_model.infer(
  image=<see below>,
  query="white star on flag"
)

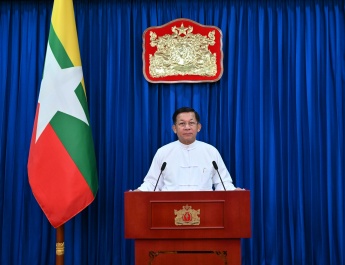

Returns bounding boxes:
[36,44,89,142]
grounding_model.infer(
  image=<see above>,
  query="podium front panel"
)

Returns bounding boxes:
[125,191,251,239]
[135,239,241,265]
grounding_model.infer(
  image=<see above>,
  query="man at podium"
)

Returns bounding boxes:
[136,107,240,192]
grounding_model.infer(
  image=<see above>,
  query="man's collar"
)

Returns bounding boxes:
[177,140,198,150]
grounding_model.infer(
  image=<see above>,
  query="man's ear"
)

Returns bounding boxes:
[172,124,177,133]
[197,123,202,132]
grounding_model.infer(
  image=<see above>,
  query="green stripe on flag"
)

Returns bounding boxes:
[50,109,98,196]
[75,83,91,124]
[48,24,74,69]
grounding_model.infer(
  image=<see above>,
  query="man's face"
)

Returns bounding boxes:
[172,112,202,145]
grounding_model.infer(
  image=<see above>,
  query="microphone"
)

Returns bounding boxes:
[154,162,167,191]
[212,161,226,191]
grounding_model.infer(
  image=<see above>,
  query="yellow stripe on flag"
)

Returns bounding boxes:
[51,0,86,91]
[51,0,81,67]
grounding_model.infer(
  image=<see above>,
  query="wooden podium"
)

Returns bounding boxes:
[124,191,251,265]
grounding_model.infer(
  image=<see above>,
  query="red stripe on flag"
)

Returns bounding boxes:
[28,105,94,228]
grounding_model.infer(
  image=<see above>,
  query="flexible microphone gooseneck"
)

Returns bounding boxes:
[154,162,167,191]
[212,161,226,191]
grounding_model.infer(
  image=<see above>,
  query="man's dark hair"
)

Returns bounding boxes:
[172,107,200,123]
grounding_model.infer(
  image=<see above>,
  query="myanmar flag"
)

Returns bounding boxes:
[28,0,98,228]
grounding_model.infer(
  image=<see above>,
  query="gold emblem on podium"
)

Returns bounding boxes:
[174,205,200,225]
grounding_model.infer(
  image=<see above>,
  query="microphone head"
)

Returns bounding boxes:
[212,161,218,170]
[161,162,167,171]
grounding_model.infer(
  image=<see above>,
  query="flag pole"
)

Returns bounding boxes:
[56,225,64,265]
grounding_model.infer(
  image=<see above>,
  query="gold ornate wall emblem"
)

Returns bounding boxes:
[174,205,200,225]
[149,24,217,78]
[143,18,223,83]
